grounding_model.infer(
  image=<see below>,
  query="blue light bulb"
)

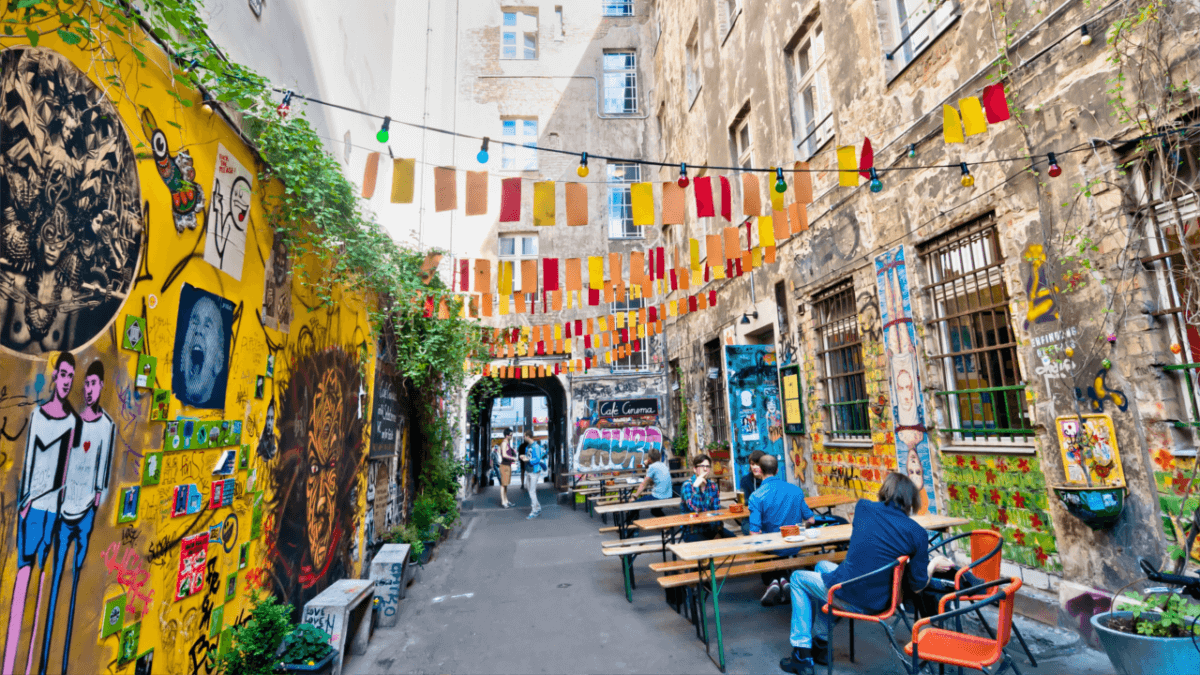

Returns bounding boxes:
[869,168,883,193]
[477,150,489,164]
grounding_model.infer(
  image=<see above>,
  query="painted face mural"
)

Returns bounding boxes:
[306,370,343,572]
[0,47,143,355]
[172,283,234,408]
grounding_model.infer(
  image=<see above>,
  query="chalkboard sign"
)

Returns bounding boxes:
[370,370,402,458]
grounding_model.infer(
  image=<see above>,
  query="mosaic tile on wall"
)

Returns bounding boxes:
[1151,449,1200,561]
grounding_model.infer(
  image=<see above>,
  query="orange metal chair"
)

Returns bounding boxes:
[930,530,1037,666]
[905,577,1023,675]
[819,555,914,675]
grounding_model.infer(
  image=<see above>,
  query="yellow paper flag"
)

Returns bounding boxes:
[533,181,556,226]
[959,97,988,136]
[689,239,701,273]
[943,105,965,143]
[770,188,785,214]
[837,146,859,187]
[588,256,604,290]
[498,261,513,295]
[751,247,762,269]
[631,182,655,226]
[391,158,415,203]
[759,216,775,248]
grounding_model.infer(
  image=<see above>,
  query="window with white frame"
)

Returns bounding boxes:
[608,163,642,239]
[611,298,649,372]
[602,0,634,17]
[883,0,956,70]
[732,111,752,170]
[718,0,741,42]
[502,10,538,60]
[685,24,701,106]
[499,234,538,293]
[501,118,538,171]
[790,21,834,159]
[603,51,638,114]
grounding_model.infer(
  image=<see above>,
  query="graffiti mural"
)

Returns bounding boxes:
[203,144,252,281]
[572,426,663,470]
[172,284,234,409]
[141,110,204,234]
[0,47,143,355]
[1023,244,1059,329]
[266,343,366,612]
[262,237,293,332]
[876,246,937,514]
[724,345,782,487]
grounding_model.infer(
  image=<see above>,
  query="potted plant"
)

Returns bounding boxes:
[276,624,335,674]
[1091,589,1200,674]
[220,592,294,675]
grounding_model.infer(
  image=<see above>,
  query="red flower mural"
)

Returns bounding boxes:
[1035,546,1049,564]
[1031,513,1044,529]
[1174,471,1192,496]
[1154,449,1174,472]
[968,486,979,503]
[1018,459,1031,473]
[998,507,1008,525]
[956,455,966,467]
[1012,492,1026,509]
[1014,530,1026,546]
[948,485,960,500]
[970,457,982,471]
[996,458,1009,473]
[985,469,997,484]
[989,489,1002,505]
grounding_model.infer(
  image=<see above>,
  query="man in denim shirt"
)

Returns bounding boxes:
[520,431,548,519]
[629,448,672,522]
[749,455,815,606]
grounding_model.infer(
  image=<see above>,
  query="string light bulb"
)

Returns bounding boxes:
[201,95,216,114]
[1047,152,1062,178]
[276,91,292,118]
[477,137,490,164]
[774,167,787,193]
[960,162,974,187]
[1080,25,1092,46]
[376,116,391,143]
[577,152,589,178]
[869,168,883,193]
[907,144,916,159]
[678,163,689,188]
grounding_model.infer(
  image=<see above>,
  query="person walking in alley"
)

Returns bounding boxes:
[750,454,816,607]
[520,431,548,518]
[628,448,672,523]
[778,472,948,674]
[679,453,723,541]
[497,428,518,508]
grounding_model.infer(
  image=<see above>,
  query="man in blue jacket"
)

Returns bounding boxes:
[749,454,816,606]
[520,431,549,519]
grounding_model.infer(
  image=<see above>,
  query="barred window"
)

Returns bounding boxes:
[705,339,730,444]
[608,163,642,239]
[920,217,1032,444]
[815,282,869,439]
[611,298,649,372]
[1136,145,1200,430]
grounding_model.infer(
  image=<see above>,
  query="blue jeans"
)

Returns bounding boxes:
[789,561,864,648]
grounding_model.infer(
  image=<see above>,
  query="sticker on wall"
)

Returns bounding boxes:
[255,375,265,400]
[224,573,237,603]
[100,594,126,637]
[134,650,154,675]
[222,478,236,507]
[0,47,144,356]
[175,531,209,600]
[204,143,253,280]
[250,492,264,540]
[173,283,235,409]
[118,622,141,664]
[122,316,146,352]
[238,542,249,570]
[140,108,205,233]
[239,444,250,471]
[195,423,210,448]
[135,354,157,389]
[172,484,203,517]
[142,452,162,486]
[117,486,140,523]
[164,421,182,451]
[262,236,294,332]
[208,523,223,545]
[209,480,226,509]
[1056,414,1125,487]
[266,354,275,378]
[150,389,170,421]
[213,449,237,475]
[209,605,225,638]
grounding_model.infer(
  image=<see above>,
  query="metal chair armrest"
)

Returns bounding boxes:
[936,579,1010,614]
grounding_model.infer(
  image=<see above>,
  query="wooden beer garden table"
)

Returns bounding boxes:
[665,513,970,673]
[633,494,856,551]
[594,492,737,539]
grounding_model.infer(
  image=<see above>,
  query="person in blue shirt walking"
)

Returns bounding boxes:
[779,472,945,674]
[749,454,816,606]
[520,431,548,518]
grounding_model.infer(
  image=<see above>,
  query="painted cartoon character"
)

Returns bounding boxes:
[141,110,204,232]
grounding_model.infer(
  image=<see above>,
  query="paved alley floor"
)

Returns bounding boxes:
[345,488,1117,674]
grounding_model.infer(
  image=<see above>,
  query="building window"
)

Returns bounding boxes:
[1135,143,1200,432]
[719,0,741,42]
[499,234,537,294]
[685,24,701,107]
[731,109,752,170]
[815,282,869,440]
[705,338,730,444]
[883,0,956,69]
[502,10,538,60]
[602,51,638,114]
[920,216,1031,444]
[608,162,642,239]
[611,299,649,372]
[602,0,634,17]
[789,21,833,160]
[501,118,538,171]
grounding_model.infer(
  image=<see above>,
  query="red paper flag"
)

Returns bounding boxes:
[500,177,521,222]
[708,290,717,307]
[649,306,658,323]
[982,84,1011,123]
[458,259,470,292]
[670,269,678,291]
[688,295,698,312]
[543,258,560,292]
[719,176,732,221]
[694,176,715,217]
[584,335,592,349]
[859,138,874,179]
[575,319,583,335]
[656,247,666,279]
[588,288,600,306]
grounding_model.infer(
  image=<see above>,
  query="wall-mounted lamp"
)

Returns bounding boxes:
[739,310,759,325]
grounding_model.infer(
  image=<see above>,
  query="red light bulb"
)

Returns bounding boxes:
[678,175,690,188]
[1048,164,1062,178]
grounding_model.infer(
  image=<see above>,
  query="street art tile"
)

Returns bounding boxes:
[164,421,182,451]
[725,345,783,487]
[224,573,237,603]
[262,236,293,331]
[171,483,203,517]
[117,622,140,664]
[255,375,264,399]
[142,452,162,486]
[250,492,264,540]
[256,399,278,460]
[239,443,250,470]
[1056,414,1124,487]
[149,389,170,421]
[134,650,154,675]
[204,143,253,280]
[175,531,209,600]
[209,605,225,638]
[135,354,156,389]
[213,448,237,475]
[266,353,276,378]
[239,542,249,570]
[140,108,204,233]
[0,47,143,355]
[100,594,126,638]
[173,283,234,409]
[876,246,937,514]
[117,486,140,523]
[122,315,146,352]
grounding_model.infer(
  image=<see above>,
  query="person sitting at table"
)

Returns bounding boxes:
[750,454,816,606]
[628,448,673,524]
[739,450,766,535]
[779,471,950,674]
[679,453,723,542]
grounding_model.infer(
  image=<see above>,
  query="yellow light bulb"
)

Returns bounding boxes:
[577,165,589,178]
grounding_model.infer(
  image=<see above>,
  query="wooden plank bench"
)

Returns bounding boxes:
[656,549,848,589]
[648,552,774,574]
[600,539,669,602]
[599,526,619,534]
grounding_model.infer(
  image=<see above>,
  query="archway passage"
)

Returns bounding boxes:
[467,376,568,492]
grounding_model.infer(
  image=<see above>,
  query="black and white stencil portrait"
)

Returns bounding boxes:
[173,283,234,409]
[0,47,143,355]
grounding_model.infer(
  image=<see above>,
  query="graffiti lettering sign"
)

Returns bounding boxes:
[369,369,401,459]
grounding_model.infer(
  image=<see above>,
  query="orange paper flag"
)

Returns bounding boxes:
[565,183,588,225]
[466,171,488,215]
[610,252,624,286]
[742,173,761,216]
[475,259,492,293]
[630,251,645,285]
[723,227,741,261]
[481,293,493,317]
[793,162,813,204]
[565,259,582,292]
[662,182,686,225]
[551,290,563,311]
[521,259,538,294]
[434,166,457,211]
[774,210,789,242]
[765,246,776,264]
[706,234,723,268]
[790,202,809,233]
[362,152,381,198]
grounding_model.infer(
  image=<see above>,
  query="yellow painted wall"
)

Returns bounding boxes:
[0,22,379,674]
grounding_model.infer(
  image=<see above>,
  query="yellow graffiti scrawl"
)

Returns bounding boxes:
[1024,244,1059,329]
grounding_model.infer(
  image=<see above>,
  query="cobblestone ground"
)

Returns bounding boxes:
[346,488,1117,675]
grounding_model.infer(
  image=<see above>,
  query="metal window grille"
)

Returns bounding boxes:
[920,217,1032,443]
[501,119,538,170]
[1136,145,1200,428]
[611,299,649,371]
[608,163,642,239]
[602,1,634,16]
[705,339,730,443]
[603,51,638,114]
[815,282,869,438]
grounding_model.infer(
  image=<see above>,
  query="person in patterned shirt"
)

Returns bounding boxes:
[680,453,723,541]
